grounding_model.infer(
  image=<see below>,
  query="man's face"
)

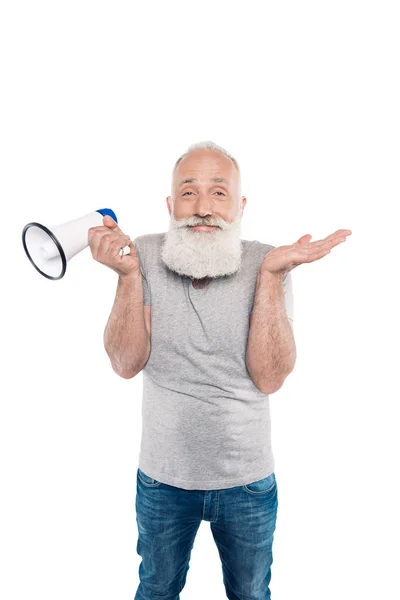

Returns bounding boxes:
[160,149,247,280]
[168,149,243,227]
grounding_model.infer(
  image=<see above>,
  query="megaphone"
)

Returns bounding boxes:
[22,208,131,280]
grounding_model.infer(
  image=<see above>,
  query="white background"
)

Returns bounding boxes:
[1,1,399,598]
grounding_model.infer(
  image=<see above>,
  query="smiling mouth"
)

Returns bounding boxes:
[189,225,218,230]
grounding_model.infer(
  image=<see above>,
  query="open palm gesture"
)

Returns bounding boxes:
[261,228,352,276]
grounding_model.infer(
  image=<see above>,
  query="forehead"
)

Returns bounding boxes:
[174,150,237,186]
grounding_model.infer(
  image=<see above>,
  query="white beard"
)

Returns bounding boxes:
[160,207,243,279]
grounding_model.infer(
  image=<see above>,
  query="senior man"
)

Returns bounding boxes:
[91,141,352,600]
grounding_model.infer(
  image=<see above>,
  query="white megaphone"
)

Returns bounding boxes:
[22,208,131,280]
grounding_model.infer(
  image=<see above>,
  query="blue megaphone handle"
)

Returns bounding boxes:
[96,208,118,223]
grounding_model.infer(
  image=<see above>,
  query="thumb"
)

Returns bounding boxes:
[103,215,120,231]
[297,234,312,245]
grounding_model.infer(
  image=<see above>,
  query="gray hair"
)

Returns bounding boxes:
[171,141,241,202]
[173,141,240,174]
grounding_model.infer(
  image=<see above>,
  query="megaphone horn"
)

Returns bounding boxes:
[22,208,131,280]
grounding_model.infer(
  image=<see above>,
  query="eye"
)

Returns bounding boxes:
[215,191,226,196]
[182,191,194,196]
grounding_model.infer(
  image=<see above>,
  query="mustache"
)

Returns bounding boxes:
[180,218,223,228]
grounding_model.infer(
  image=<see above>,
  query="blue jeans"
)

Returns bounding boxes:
[134,467,279,600]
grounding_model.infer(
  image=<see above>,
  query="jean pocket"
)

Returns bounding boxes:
[243,472,276,495]
[137,467,162,487]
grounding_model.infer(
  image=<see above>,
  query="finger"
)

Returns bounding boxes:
[101,234,131,258]
[97,238,125,261]
[103,215,123,232]
[89,229,109,257]
[126,239,138,255]
[88,224,122,246]
[297,234,312,245]
[321,229,352,243]
[321,228,352,240]
[91,231,127,259]
[296,232,339,248]
[301,235,347,261]
[303,230,351,250]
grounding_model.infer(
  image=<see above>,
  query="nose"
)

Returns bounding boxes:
[194,191,214,216]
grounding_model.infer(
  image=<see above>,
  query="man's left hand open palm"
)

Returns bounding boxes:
[261,229,353,276]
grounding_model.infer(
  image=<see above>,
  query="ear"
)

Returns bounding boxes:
[241,196,247,211]
[166,196,172,216]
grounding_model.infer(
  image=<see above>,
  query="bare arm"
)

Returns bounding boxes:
[103,271,151,379]
[246,269,296,394]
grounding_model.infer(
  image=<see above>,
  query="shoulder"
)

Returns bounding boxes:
[241,237,274,249]
[133,232,164,247]
[241,238,275,260]
[132,233,166,274]
[133,232,165,256]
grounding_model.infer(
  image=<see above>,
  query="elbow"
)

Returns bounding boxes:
[247,365,295,394]
[255,365,296,394]
[255,378,284,395]
[245,360,281,394]
[112,363,138,379]
[110,350,151,380]
[104,349,141,379]
[246,349,297,395]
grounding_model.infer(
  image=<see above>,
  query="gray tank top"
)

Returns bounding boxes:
[133,233,293,490]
